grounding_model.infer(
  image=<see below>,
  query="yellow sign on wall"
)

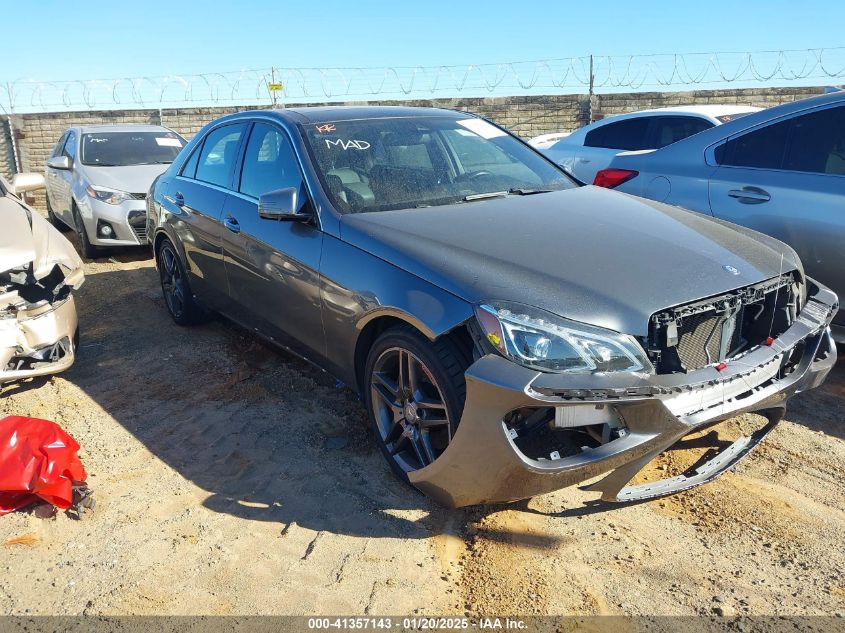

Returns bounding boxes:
[268,82,284,92]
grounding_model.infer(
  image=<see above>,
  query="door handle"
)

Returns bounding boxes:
[728,186,771,204]
[173,191,184,207]
[578,157,591,163]
[223,215,241,234]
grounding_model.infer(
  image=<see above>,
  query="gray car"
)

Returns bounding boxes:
[45,125,186,258]
[592,91,845,343]
[148,107,838,508]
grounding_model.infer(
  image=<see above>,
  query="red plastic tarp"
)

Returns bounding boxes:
[0,416,86,515]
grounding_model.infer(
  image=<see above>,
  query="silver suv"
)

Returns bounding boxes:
[45,125,186,258]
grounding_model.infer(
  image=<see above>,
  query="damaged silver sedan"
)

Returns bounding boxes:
[148,107,838,507]
[1,175,84,383]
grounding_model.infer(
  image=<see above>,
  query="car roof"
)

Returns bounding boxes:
[76,124,176,134]
[632,104,762,117]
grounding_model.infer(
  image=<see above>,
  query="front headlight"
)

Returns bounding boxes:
[86,185,132,205]
[475,301,653,374]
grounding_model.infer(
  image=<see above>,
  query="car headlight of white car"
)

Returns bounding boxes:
[475,301,654,374]
[86,185,132,205]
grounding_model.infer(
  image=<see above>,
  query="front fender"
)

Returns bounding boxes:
[320,234,474,387]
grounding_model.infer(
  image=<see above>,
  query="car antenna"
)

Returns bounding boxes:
[767,252,785,344]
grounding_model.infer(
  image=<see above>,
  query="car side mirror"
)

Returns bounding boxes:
[46,156,72,171]
[10,172,46,195]
[258,187,309,221]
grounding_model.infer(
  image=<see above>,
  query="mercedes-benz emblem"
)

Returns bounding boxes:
[722,264,740,275]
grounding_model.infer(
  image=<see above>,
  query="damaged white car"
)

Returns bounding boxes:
[1,174,84,383]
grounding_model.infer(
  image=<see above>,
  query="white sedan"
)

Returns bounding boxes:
[541,105,760,183]
[1,174,84,383]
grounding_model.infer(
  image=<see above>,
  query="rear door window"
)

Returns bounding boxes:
[715,119,791,169]
[194,124,247,188]
[584,117,651,150]
[783,106,845,176]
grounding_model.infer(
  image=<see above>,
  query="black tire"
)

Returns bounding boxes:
[157,238,208,326]
[364,325,470,483]
[72,205,101,259]
[46,195,71,232]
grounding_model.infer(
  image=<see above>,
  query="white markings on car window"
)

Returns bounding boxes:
[325,138,371,150]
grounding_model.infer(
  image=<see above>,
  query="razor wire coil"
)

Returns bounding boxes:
[2,47,844,114]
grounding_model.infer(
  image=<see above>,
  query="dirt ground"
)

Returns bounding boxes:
[1,244,844,618]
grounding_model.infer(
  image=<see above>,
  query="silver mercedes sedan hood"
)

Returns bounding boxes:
[340,186,801,336]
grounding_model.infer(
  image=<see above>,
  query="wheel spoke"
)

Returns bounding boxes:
[384,420,404,443]
[419,432,437,463]
[389,435,410,456]
[409,433,429,467]
[415,396,445,410]
[172,287,184,311]
[418,414,449,428]
[372,380,401,413]
[398,349,408,394]
[407,355,422,397]
[372,371,400,401]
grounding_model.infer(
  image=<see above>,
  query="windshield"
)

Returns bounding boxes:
[301,116,576,213]
[80,131,186,167]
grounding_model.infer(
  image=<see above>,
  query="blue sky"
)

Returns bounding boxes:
[2,0,843,109]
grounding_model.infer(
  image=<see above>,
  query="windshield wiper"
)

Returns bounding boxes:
[461,191,509,202]
[507,188,554,195]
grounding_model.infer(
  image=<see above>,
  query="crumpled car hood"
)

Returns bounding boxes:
[0,194,84,287]
[340,186,801,336]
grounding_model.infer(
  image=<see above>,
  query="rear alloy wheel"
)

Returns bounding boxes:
[72,206,101,259]
[365,326,469,480]
[157,239,207,326]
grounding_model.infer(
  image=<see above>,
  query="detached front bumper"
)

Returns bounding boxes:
[410,282,838,508]
[0,295,78,383]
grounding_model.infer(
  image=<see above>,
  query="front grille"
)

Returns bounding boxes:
[127,209,148,243]
[674,311,737,370]
[129,193,147,200]
[648,273,799,374]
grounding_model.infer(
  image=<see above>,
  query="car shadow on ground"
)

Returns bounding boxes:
[43,265,484,540]
[786,345,845,442]
[11,263,843,540]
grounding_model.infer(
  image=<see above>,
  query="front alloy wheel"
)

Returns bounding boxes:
[365,326,469,480]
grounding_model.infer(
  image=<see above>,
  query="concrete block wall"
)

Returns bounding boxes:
[593,86,826,119]
[0,85,831,212]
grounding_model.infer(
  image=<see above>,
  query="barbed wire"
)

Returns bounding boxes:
[2,47,844,114]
